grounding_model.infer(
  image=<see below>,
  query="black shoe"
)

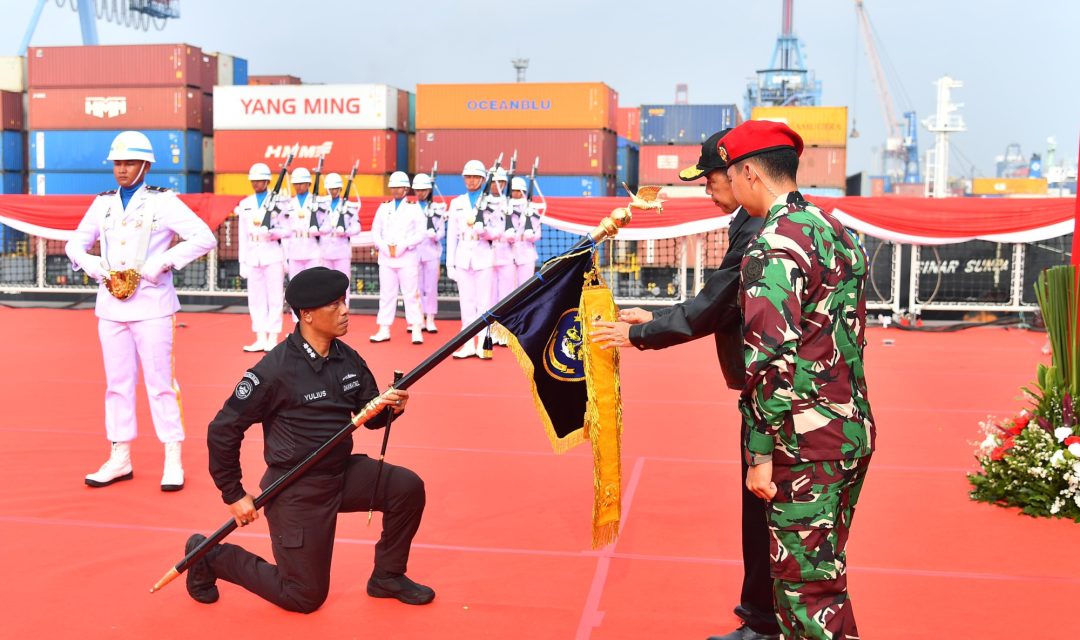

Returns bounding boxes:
[184,534,219,604]
[706,624,780,640]
[366,572,435,605]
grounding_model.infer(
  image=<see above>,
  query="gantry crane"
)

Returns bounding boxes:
[20,0,180,55]
[744,0,822,117]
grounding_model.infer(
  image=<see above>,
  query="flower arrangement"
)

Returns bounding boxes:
[968,265,1080,522]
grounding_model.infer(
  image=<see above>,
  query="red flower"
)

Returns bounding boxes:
[1005,421,1025,436]
[1014,414,1030,429]
[1065,435,1080,447]
[990,438,1017,461]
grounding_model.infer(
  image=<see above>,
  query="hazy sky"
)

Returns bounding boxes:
[5,0,1076,180]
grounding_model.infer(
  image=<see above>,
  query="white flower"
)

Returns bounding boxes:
[1055,427,1073,443]
[1050,450,1067,467]
[979,433,998,452]
[1070,443,1080,458]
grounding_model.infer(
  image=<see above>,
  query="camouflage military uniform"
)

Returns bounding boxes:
[739,191,876,640]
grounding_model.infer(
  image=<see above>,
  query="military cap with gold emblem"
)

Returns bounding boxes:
[678,128,734,181]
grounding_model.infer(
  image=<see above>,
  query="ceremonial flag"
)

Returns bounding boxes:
[499,247,624,547]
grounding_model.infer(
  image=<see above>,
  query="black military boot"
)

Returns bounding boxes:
[184,534,219,604]
[366,571,435,605]
[707,623,780,640]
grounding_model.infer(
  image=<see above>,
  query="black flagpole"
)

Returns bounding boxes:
[150,203,642,594]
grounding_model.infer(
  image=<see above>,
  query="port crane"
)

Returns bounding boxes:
[20,0,180,55]
[744,0,822,116]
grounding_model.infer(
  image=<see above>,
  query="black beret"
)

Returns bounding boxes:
[285,267,350,311]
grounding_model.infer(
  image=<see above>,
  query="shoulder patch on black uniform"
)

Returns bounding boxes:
[234,379,254,400]
[99,189,118,196]
[743,255,766,284]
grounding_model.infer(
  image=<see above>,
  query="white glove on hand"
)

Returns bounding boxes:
[472,221,484,234]
[447,267,458,281]
[256,226,270,238]
[139,257,170,285]
[523,229,535,240]
[82,258,108,282]
[425,229,437,239]
[334,228,345,237]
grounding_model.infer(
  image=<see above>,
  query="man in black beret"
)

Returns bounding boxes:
[591,130,779,640]
[186,266,435,611]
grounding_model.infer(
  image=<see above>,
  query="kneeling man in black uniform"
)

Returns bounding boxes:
[186,266,433,611]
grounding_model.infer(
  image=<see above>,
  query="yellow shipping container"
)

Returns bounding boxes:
[214,173,390,197]
[751,106,848,147]
[416,82,617,130]
[971,177,1048,196]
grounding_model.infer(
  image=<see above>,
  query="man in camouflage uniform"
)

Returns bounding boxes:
[722,120,876,640]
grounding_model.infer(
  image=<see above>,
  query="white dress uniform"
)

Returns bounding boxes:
[489,195,517,306]
[317,197,361,299]
[417,199,446,322]
[237,192,292,338]
[371,198,425,340]
[285,192,324,279]
[446,190,496,356]
[65,182,215,478]
[511,200,543,286]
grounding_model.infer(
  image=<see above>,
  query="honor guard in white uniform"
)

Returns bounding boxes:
[317,172,361,302]
[369,171,425,344]
[509,176,542,286]
[65,130,216,491]
[487,169,515,346]
[445,160,496,359]
[285,167,323,279]
[413,173,445,334]
[237,162,292,353]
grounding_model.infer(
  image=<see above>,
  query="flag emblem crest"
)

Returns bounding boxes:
[543,309,585,381]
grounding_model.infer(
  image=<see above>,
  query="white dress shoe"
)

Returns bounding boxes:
[85,442,133,487]
[161,441,184,492]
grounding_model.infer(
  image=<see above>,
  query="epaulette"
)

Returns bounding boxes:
[98,189,117,196]
[146,185,172,192]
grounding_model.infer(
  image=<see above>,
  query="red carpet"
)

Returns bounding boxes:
[0,306,1076,638]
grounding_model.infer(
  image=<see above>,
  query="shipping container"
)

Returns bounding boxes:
[202,136,214,174]
[416,82,617,131]
[214,172,390,198]
[0,222,29,252]
[200,53,217,94]
[396,132,409,176]
[30,171,205,195]
[213,129,400,174]
[1,91,24,130]
[971,177,1049,196]
[889,182,925,197]
[248,75,302,86]
[233,57,249,85]
[213,84,400,131]
[640,104,741,145]
[2,131,23,172]
[0,172,24,194]
[434,174,614,197]
[212,53,234,87]
[617,107,641,143]
[396,88,411,132]
[616,137,639,192]
[0,57,25,93]
[801,187,845,198]
[29,87,203,130]
[797,147,847,188]
[28,44,203,89]
[414,129,617,175]
[750,106,848,147]
[638,144,704,185]
[408,93,415,132]
[658,185,706,199]
[407,132,415,174]
[30,130,203,172]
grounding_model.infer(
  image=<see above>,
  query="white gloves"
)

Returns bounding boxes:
[81,258,108,282]
[139,257,171,285]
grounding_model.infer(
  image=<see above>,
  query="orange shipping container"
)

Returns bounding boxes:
[797,147,847,188]
[28,87,202,130]
[751,106,848,147]
[248,75,302,86]
[971,177,1048,196]
[417,82,617,130]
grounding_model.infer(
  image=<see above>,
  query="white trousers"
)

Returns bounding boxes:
[247,261,284,333]
[456,267,493,339]
[516,263,536,288]
[98,315,184,444]
[418,258,440,316]
[377,263,422,327]
[288,257,322,281]
[325,257,352,304]
[493,263,517,305]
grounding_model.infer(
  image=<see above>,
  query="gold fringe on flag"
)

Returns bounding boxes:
[504,331,588,454]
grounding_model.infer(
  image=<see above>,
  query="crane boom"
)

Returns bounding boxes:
[854,0,901,141]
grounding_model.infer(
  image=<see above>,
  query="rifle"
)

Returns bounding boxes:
[334,161,360,230]
[425,161,439,232]
[308,155,325,233]
[502,150,519,233]
[471,153,504,227]
[523,157,540,233]
[261,152,295,228]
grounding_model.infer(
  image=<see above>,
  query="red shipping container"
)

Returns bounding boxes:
[213,129,399,174]
[201,53,218,93]
[248,75,302,86]
[617,107,640,143]
[638,144,703,185]
[396,88,410,131]
[415,129,617,176]
[29,87,202,130]
[201,92,213,136]
[797,147,847,188]
[1,90,24,130]
[28,44,203,89]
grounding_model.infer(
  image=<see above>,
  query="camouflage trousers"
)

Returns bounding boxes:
[766,456,871,640]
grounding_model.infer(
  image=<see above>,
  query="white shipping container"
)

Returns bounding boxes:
[0,56,26,92]
[213,84,398,130]
[213,53,234,87]
[202,136,214,174]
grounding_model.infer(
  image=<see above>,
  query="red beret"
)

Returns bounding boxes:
[717,120,804,166]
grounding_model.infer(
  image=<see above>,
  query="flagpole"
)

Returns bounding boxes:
[150,198,650,594]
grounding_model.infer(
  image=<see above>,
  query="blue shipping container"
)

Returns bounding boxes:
[408,93,416,132]
[233,57,249,85]
[434,174,615,198]
[396,132,409,173]
[30,172,204,195]
[2,132,24,172]
[0,172,24,194]
[616,137,639,192]
[640,104,741,145]
[30,130,204,173]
